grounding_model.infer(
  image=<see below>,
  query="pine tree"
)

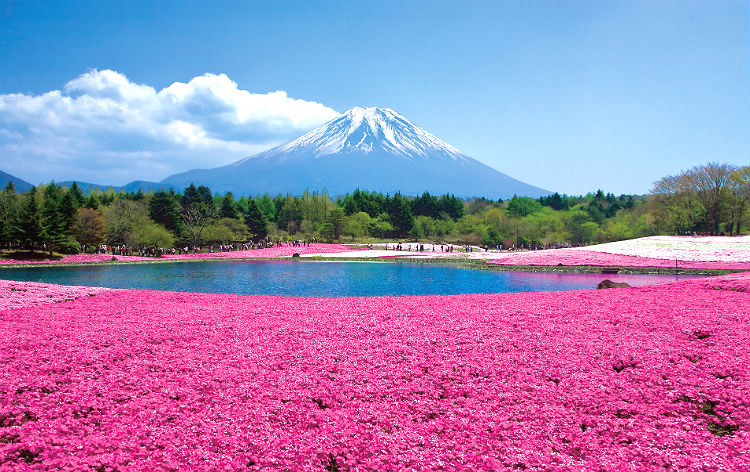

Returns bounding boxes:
[182,184,202,208]
[220,192,239,219]
[0,182,18,247]
[85,193,100,210]
[40,183,65,252]
[180,184,216,245]
[149,190,182,232]
[17,189,42,250]
[245,199,268,241]
[68,182,86,207]
[58,191,78,235]
[388,193,414,238]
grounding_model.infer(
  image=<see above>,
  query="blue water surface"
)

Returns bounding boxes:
[0,260,702,297]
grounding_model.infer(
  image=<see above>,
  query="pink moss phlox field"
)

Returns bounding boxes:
[489,249,750,270]
[0,280,111,310]
[1,276,748,470]
[161,243,354,260]
[0,254,153,265]
[0,244,354,265]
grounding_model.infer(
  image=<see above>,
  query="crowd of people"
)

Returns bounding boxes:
[90,237,322,258]
[381,241,586,253]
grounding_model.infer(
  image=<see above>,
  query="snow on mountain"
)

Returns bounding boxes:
[162,107,551,198]
[258,107,467,162]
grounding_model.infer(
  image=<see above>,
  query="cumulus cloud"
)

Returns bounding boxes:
[0,69,339,185]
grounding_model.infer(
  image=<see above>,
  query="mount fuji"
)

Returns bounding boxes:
[161,107,550,198]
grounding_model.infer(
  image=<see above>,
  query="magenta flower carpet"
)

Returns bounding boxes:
[1,274,748,470]
[160,243,354,260]
[0,254,154,265]
[0,244,354,266]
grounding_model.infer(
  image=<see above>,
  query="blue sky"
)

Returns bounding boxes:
[0,0,748,195]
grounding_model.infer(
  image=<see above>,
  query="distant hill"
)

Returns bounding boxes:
[0,170,33,193]
[58,180,172,194]
[161,107,551,199]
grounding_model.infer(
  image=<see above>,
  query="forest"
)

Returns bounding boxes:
[0,162,748,255]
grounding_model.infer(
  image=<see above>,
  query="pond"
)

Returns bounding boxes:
[0,260,702,297]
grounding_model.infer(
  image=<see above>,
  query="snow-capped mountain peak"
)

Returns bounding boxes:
[270,106,467,161]
[164,106,551,198]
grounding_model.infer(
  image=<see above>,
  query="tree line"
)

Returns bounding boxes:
[0,162,748,255]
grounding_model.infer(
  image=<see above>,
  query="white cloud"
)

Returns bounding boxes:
[0,69,339,185]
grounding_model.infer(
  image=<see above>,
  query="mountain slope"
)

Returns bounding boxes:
[58,180,172,194]
[162,107,550,198]
[0,170,33,193]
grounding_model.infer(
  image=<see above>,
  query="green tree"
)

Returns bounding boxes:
[0,182,20,247]
[388,193,414,238]
[16,189,42,250]
[149,190,182,233]
[72,208,106,248]
[342,212,371,238]
[483,226,502,247]
[690,163,734,234]
[204,217,248,243]
[412,192,439,218]
[437,194,464,220]
[729,166,750,235]
[58,190,78,234]
[566,207,599,244]
[68,182,86,207]
[219,192,240,219]
[329,208,344,240]
[370,216,394,238]
[101,198,151,248]
[245,199,268,241]
[40,183,70,252]
[85,193,100,210]
[255,194,277,221]
[506,195,542,218]
[409,215,436,240]
[507,195,542,246]
[139,223,175,251]
[180,184,217,245]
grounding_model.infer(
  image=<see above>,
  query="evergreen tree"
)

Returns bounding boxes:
[220,192,239,219]
[68,182,86,207]
[17,189,42,250]
[182,184,202,207]
[437,194,464,220]
[180,184,217,245]
[197,185,214,209]
[58,191,78,234]
[40,183,68,251]
[412,192,439,218]
[255,194,277,221]
[245,199,268,241]
[85,193,100,210]
[236,196,250,215]
[0,182,18,247]
[149,190,182,232]
[388,193,414,237]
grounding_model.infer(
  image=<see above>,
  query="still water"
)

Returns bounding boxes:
[0,260,701,297]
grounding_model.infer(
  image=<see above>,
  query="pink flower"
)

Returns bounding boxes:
[0,272,748,470]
